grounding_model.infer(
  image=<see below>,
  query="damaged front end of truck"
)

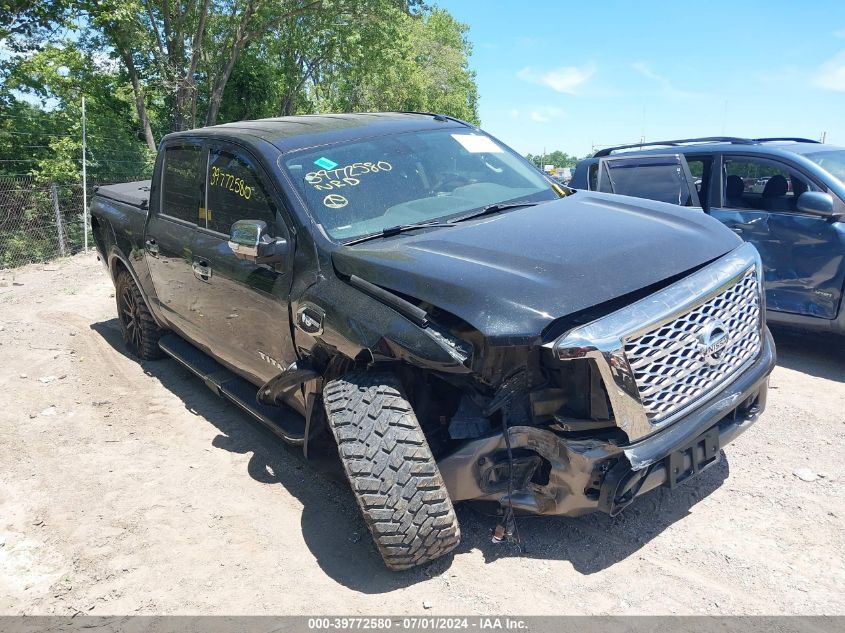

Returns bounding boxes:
[297,241,774,522]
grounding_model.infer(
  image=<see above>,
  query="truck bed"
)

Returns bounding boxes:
[95,180,152,208]
[90,180,152,295]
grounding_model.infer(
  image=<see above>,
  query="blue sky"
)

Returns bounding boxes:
[439,0,845,157]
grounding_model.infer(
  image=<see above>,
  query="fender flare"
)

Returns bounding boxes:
[107,247,168,330]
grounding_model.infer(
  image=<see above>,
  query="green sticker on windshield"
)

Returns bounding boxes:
[314,157,338,170]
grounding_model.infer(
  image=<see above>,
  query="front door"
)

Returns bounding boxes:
[709,155,845,320]
[189,144,295,386]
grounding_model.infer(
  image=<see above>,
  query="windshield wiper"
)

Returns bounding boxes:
[344,220,455,245]
[343,201,540,245]
[451,201,540,223]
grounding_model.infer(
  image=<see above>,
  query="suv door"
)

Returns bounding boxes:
[145,142,205,341]
[189,142,296,386]
[710,154,845,320]
[595,154,701,207]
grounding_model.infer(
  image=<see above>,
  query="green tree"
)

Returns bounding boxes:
[316,7,478,123]
[0,0,71,44]
[0,0,480,179]
[0,44,154,181]
[526,150,578,169]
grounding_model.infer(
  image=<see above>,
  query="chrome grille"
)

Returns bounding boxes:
[623,268,761,423]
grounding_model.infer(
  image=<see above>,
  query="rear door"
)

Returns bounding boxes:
[145,142,205,340]
[189,142,296,386]
[709,154,845,320]
[595,154,701,207]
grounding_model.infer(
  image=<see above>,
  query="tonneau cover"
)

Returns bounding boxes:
[95,180,152,208]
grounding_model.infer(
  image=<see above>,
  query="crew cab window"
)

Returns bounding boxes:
[160,146,203,223]
[723,157,814,212]
[598,155,697,206]
[205,149,277,236]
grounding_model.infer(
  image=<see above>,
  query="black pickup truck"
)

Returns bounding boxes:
[91,113,775,570]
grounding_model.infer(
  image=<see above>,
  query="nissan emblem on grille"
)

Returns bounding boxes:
[699,319,730,365]
[623,267,762,423]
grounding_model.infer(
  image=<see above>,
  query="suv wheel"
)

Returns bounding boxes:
[323,370,460,570]
[115,269,165,360]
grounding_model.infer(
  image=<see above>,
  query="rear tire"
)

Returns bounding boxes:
[114,269,165,360]
[323,370,461,570]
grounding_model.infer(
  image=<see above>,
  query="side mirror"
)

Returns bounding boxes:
[796,191,836,217]
[228,220,288,264]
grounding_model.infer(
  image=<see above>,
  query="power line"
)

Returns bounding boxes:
[0,113,146,135]
[0,158,151,163]
[86,159,152,164]
[0,129,149,143]
[0,130,78,137]
[0,147,146,154]
[0,113,66,121]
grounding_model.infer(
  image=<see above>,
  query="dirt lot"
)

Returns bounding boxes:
[0,253,843,616]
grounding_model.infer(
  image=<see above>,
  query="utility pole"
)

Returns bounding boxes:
[82,96,88,252]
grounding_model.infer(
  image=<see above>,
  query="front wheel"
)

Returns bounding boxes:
[114,269,165,360]
[323,370,461,570]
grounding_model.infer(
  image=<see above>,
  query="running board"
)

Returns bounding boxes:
[158,334,306,445]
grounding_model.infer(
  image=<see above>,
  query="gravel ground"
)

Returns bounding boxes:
[0,254,843,616]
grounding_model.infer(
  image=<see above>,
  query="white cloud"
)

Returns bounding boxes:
[813,51,845,91]
[529,107,565,123]
[834,28,845,38]
[510,108,520,119]
[517,64,595,94]
[631,61,707,99]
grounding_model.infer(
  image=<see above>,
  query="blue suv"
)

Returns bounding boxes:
[571,137,845,335]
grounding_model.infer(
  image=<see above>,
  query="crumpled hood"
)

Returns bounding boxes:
[332,192,741,342]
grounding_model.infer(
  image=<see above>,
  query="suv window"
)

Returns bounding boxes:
[599,155,697,206]
[205,149,277,236]
[160,146,203,223]
[588,163,598,190]
[685,156,713,208]
[723,157,814,212]
[805,150,845,183]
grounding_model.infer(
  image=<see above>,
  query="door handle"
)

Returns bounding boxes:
[145,238,159,256]
[192,260,212,281]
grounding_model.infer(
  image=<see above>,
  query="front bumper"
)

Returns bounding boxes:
[438,327,776,517]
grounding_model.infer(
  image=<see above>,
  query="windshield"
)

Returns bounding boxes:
[805,150,845,184]
[282,128,559,240]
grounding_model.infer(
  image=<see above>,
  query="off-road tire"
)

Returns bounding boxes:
[114,269,165,360]
[324,371,461,570]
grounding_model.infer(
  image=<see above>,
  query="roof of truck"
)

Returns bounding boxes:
[162,112,475,153]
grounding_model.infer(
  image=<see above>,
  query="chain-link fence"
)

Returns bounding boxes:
[0,176,143,270]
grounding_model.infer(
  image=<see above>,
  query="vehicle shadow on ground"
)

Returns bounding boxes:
[91,317,733,592]
[770,326,845,383]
